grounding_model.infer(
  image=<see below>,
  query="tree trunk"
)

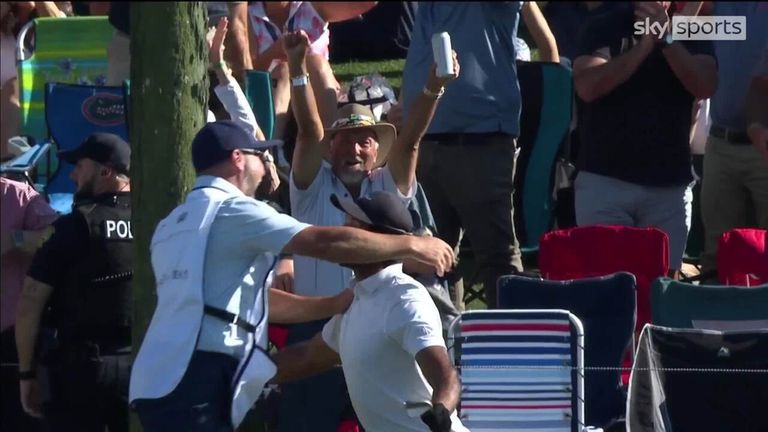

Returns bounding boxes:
[129,3,208,430]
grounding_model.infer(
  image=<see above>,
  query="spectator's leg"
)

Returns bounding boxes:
[271,62,291,140]
[0,77,20,159]
[574,171,637,228]
[107,30,131,86]
[745,143,768,230]
[636,183,693,271]
[417,140,465,311]
[700,136,749,276]
[277,320,350,432]
[443,137,523,309]
[43,358,106,432]
[306,53,341,129]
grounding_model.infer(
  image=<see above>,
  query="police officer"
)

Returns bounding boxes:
[15,133,133,432]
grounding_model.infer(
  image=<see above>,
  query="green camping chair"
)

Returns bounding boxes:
[17,17,114,142]
[244,70,275,140]
[651,278,768,331]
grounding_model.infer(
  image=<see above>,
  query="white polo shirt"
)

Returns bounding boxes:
[321,264,452,432]
[290,163,414,297]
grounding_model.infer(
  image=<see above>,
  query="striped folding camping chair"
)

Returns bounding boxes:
[447,309,585,432]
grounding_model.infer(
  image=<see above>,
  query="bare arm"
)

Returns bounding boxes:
[312,2,378,23]
[270,332,341,384]
[226,2,253,84]
[573,35,655,102]
[661,44,717,99]
[521,1,559,63]
[388,55,460,195]
[15,277,53,373]
[416,346,460,412]
[281,226,454,276]
[269,288,352,324]
[284,31,326,189]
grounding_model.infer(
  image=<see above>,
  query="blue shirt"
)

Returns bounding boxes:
[194,176,310,358]
[401,2,522,136]
[709,2,768,131]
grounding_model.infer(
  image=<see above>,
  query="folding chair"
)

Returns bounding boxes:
[627,325,768,432]
[17,17,113,143]
[539,225,669,385]
[245,70,276,140]
[717,228,768,286]
[0,142,52,189]
[41,82,128,214]
[447,309,585,431]
[497,272,636,428]
[651,278,768,331]
[514,61,573,255]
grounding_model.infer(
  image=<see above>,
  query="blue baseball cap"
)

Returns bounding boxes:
[191,120,282,172]
[330,190,417,235]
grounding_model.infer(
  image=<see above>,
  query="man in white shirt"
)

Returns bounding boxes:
[129,121,456,432]
[278,29,460,431]
[272,191,467,432]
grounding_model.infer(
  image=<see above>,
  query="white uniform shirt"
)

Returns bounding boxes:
[321,264,450,432]
[290,164,414,297]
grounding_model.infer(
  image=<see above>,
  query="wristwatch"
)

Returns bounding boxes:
[291,74,309,87]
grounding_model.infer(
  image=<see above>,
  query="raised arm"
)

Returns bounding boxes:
[388,53,460,195]
[573,34,655,102]
[226,2,253,84]
[270,332,341,384]
[283,31,326,189]
[635,3,717,99]
[521,1,560,63]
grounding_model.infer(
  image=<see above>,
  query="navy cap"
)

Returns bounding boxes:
[58,133,131,174]
[330,191,417,235]
[192,120,282,172]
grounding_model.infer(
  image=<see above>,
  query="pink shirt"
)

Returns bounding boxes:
[1,178,58,331]
[248,1,330,60]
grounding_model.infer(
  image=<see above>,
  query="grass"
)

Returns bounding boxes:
[331,58,406,95]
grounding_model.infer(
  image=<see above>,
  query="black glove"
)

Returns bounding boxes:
[420,403,452,432]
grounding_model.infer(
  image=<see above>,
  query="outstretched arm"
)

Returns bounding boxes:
[388,53,460,195]
[521,1,559,63]
[225,2,253,84]
[269,287,353,324]
[270,332,341,383]
[284,31,326,189]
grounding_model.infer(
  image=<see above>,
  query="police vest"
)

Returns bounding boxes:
[59,192,133,345]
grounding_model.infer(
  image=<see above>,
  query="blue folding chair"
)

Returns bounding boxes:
[43,82,128,213]
[448,309,585,431]
[497,272,636,429]
[0,142,52,190]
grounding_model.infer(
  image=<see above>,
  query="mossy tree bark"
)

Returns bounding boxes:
[129,4,208,430]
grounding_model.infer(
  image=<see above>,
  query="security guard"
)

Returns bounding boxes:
[15,133,133,432]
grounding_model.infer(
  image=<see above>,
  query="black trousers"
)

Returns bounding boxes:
[1,328,45,432]
[43,346,131,432]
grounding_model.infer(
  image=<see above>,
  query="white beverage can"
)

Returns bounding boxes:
[431,32,454,77]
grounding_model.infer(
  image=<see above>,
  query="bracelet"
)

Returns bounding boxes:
[422,86,445,99]
[18,369,36,380]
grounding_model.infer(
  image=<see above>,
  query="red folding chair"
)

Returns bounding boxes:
[539,225,670,385]
[718,228,768,286]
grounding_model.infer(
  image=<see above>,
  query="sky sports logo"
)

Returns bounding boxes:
[634,16,746,41]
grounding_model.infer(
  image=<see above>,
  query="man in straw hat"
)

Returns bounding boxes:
[276,29,460,431]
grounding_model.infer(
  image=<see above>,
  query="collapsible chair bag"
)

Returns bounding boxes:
[651,278,768,331]
[717,228,768,286]
[497,272,636,428]
[448,309,585,431]
[627,325,768,432]
[44,83,128,213]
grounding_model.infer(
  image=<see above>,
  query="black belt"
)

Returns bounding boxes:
[710,125,750,145]
[422,132,515,146]
[204,305,256,333]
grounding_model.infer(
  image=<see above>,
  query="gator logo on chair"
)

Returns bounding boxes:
[82,93,125,127]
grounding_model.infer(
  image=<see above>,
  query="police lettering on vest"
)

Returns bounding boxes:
[105,219,133,239]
